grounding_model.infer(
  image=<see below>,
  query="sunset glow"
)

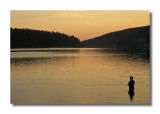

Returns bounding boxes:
[11,10,150,41]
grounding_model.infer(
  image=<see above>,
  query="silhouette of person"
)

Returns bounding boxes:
[128,76,135,91]
[128,76,135,101]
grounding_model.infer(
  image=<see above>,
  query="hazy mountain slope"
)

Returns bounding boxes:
[81,26,150,49]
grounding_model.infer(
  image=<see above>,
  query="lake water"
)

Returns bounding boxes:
[11,48,150,104]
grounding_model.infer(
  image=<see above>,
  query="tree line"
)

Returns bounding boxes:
[11,28,81,48]
[81,26,150,58]
[82,26,150,50]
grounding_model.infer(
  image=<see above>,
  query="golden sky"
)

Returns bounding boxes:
[11,10,150,41]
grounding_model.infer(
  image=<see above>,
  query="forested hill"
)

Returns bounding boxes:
[81,26,150,50]
[11,26,150,50]
[11,28,81,48]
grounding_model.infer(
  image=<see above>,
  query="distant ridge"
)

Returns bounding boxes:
[11,26,150,57]
[81,26,150,50]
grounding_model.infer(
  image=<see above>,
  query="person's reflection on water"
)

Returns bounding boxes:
[128,76,135,102]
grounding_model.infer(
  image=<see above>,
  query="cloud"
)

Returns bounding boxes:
[55,13,79,17]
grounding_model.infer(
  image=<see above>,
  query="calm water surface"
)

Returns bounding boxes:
[11,48,150,104]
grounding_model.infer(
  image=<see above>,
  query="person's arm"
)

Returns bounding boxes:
[128,81,130,86]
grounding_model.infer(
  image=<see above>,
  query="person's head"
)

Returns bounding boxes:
[130,76,133,80]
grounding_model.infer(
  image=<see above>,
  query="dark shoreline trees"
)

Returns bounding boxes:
[81,26,150,59]
[11,28,81,48]
[82,26,150,58]
[11,26,150,59]
[81,26,150,49]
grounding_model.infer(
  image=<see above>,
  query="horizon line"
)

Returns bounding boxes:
[11,25,150,41]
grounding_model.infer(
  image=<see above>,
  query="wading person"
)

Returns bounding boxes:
[128,76,135,101]
[128,76,135,90]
